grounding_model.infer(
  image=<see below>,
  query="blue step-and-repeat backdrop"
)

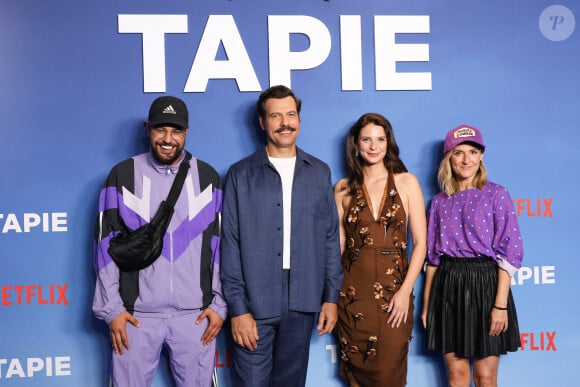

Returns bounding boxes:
[1,1,578,386]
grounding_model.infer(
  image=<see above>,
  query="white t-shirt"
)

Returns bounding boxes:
[269,156,296,269]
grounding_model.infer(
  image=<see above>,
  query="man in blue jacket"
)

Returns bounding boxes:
[221,85,343,387]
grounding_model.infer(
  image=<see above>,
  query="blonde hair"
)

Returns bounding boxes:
[437,151,488,196]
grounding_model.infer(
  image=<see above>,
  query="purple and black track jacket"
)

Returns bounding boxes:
[92,151,226,324]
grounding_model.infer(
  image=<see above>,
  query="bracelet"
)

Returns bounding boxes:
[492,305,508,311]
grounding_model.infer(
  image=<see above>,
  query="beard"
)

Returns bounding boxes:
[151,143,183,165]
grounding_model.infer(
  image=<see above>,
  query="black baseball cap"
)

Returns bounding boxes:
[147,96,189,129]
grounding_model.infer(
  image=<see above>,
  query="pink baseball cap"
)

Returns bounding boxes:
[443,125,485,154]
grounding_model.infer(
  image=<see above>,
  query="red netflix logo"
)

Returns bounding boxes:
[215,349,233,368]
[1,284,69,306]
[520,331,556,351]
[512,198,553,217]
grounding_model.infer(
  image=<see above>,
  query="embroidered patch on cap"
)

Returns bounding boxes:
[453,127,477,139]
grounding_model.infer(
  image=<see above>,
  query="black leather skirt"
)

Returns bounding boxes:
[426,256,520,358]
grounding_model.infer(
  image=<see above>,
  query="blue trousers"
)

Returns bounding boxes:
[233,270,315,387]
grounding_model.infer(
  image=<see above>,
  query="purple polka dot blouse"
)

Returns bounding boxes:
[427,181,523,276]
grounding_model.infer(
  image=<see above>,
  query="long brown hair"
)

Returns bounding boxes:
[345,113,407,194]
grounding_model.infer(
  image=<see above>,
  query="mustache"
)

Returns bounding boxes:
[157,141,176,146]
[274,125,297,134]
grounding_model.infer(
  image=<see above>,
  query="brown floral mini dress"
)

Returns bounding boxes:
[337,172,413,387]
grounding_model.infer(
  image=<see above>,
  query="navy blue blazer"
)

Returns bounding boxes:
[220,147,343,319]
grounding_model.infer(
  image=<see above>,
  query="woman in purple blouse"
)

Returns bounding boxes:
[421,125,523,387]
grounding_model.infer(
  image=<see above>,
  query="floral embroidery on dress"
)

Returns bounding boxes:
[344,186,406,272]
[340,285,358,313]
[338,179,413,373]
[341,185,410,319]
[365,336,378,361]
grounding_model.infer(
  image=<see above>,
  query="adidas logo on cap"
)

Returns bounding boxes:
[162,105,177,115]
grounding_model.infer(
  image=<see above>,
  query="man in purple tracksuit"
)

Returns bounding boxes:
[92,96,226,386]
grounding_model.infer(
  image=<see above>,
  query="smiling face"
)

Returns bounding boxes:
[147,124,187,165]
[259,96,300,157]
[357,123,387,166]
[449,143,483,188]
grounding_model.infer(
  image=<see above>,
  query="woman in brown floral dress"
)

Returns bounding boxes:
[334,113,427,387]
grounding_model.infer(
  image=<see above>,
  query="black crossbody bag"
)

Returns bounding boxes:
[108,152,192,272]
